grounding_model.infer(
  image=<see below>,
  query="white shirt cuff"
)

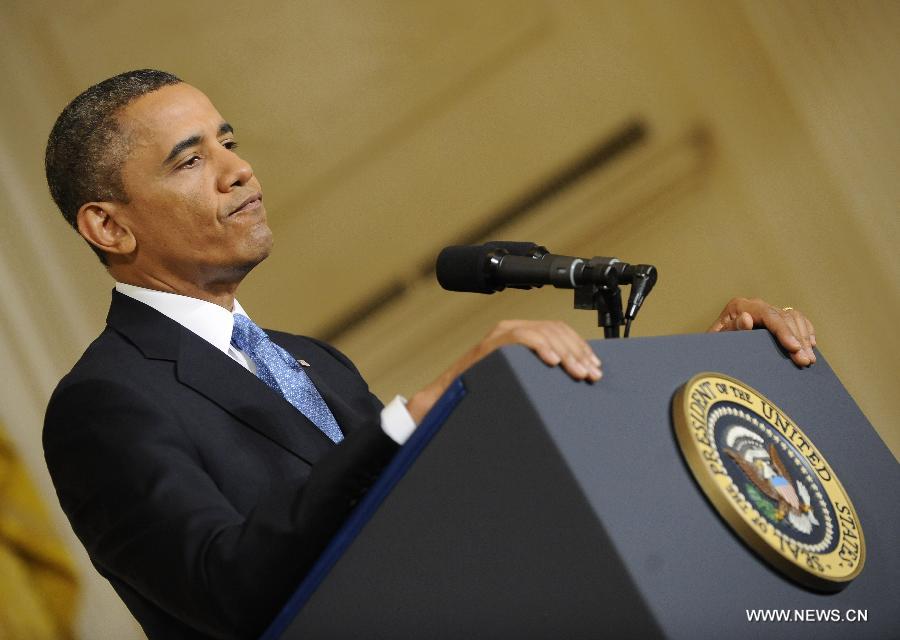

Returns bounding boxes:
[380,395,417,445]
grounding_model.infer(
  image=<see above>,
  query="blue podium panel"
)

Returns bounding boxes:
[268,330,899,639]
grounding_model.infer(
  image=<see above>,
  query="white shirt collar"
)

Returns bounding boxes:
[115,282,249,356]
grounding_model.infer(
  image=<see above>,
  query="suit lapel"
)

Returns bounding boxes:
[175,337,336,464]
[107,291,336,465]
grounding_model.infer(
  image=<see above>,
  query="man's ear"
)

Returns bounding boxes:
[76,202,136,257]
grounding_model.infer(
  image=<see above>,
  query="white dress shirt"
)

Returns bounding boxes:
[115,282,417,445]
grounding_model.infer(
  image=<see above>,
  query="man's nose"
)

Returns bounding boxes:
[218,151,254,191]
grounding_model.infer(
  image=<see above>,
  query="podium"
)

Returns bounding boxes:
[262,330,899,639]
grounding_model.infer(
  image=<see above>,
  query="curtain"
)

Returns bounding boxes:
[0,422,79,640]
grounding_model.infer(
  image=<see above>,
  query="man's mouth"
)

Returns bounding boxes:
[228,193,263,217]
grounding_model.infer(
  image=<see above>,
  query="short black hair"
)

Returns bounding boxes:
[45,69,182,264]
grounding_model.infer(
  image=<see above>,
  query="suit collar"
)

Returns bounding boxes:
[106,290,335,464]
[107,289,182,360]
[114,281,242,356]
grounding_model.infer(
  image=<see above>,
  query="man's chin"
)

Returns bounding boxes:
[233,248,271,277]
[241,234,275,272]
[211,227,274,281]
[242,225,274,265]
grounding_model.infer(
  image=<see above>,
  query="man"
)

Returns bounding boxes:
[43,70,816,640]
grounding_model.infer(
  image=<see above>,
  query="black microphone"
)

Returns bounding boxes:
[435,244,610,294]
[624,264,657,321]
[436,241,658,338]
[593,259,658,321]
[481,242,552,291]
[482,241,549,259]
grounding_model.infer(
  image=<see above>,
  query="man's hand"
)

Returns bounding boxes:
[708,297,816,367]
[407,320,601,423]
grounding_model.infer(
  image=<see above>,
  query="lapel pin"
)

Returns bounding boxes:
[298,359,311,367]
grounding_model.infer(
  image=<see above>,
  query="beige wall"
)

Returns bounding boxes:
[1,1,897,637]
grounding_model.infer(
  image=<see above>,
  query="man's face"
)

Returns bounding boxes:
[112,83,273,288]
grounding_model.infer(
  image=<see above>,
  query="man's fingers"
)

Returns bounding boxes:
[778,310,804,351]
[535,344,562,366]
[805,316,817,348]
[553,321,602,371]
[764,308,814,367]
[413,320,594,421]
[511,328,561,367]
[501,321,600,382]
[708,314,730,333]
[709,298,817,368]
[787,310,816,364]
[530,321,599,380]
[709,312,751,333]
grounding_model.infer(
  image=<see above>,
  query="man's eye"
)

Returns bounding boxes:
[223,140,239,150]
[180,155,201,169]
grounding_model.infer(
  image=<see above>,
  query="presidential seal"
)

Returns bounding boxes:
[672,373,865,591]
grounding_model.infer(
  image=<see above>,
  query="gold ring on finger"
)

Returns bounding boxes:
[781,306,794,312]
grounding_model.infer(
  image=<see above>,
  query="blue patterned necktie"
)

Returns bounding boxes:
[231,314,343,443]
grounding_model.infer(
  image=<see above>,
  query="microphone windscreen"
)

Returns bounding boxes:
[435,245,495,294]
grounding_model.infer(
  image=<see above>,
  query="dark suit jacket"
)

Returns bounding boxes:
[43,291,399,639]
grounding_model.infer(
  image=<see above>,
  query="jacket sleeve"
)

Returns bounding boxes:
[43,377,398,639]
